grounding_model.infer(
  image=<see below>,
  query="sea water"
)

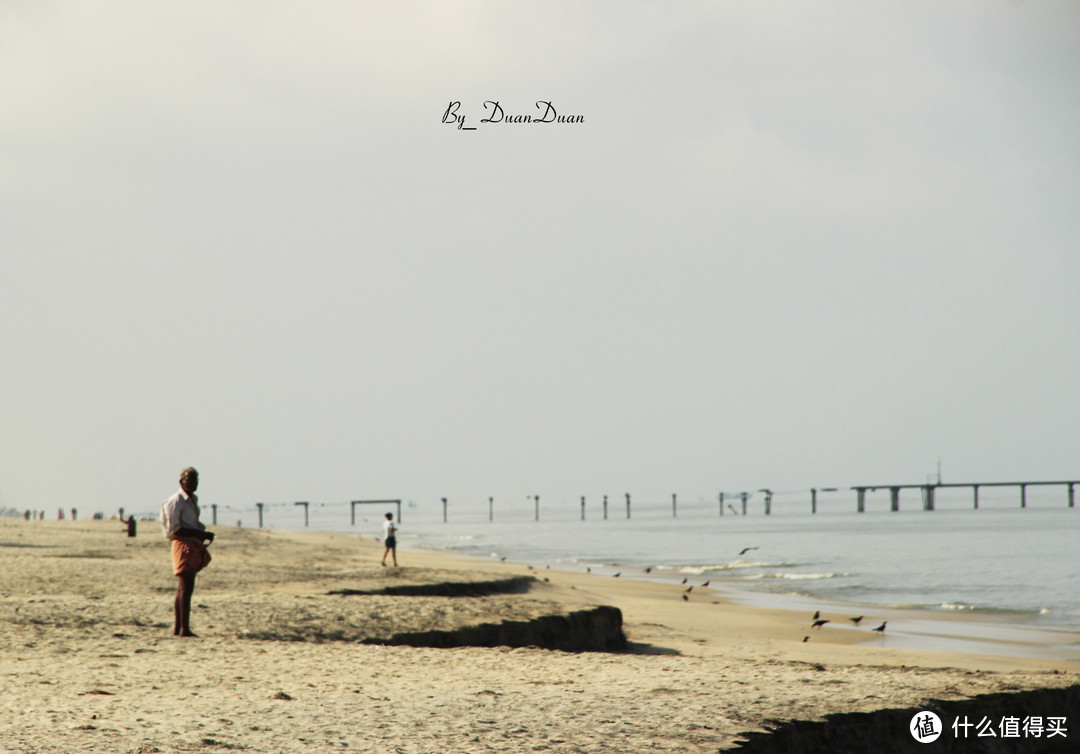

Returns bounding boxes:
[228,488,1080,658]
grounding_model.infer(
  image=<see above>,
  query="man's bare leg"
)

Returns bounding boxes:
[174,572,197,637]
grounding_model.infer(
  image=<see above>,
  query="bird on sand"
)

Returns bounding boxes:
[681,577,688,584]
[812,611,820,620]
[684,586,693,593]
[613,572,621,578]
[811,619,829,629]
[701,581,710,587]
[682,594,688,601]
[739,546,759,556]
[871,621,887,634]
[802,636,810,643]
[849,616,864,625]
[644,566,653,574]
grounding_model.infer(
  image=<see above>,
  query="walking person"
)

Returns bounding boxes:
[160,467,214,637]
[380,512,398,567]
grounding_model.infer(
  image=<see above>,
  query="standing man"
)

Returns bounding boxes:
[160,467,214,637]
[380,512,398,567]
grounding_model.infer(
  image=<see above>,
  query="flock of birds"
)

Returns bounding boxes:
[546,544,890,643]
[803,609,886,642]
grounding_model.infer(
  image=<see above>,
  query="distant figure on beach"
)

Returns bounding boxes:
[381,513,398,567]
[123,515,137,538]
[160,467,214,637]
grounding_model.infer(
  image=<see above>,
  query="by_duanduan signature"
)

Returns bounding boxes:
[442,101,584,130]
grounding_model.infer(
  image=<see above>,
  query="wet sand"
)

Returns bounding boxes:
[1,518,1077,752]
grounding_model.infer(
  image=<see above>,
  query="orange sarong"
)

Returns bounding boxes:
[171,538,211,576]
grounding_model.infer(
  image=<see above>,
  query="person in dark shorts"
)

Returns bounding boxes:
[381,512,398,567]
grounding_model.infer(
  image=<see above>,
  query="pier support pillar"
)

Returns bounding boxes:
[1070,484,1075,508]
[442,497,448,523]
[295,501,309,527]
[672,493,677,518]
[856,488,866,513]
[581,496,586,521]
[211,504,217,525]
[256,502,265,528]
[603,495,608,520]
[718,492,724,517]
[625,493,631,519]
[890,487,900,512]
[811,488,817,514]
[1020,484,1027,509]
[973,485,979,510]
[740,492,748,516]
[922,486,935,511]
[489,497,494,522]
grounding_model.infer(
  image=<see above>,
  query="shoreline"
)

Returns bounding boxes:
[400,533,1080,666]
[2,518,1078,752]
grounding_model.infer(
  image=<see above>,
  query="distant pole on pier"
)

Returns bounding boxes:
[295,501,309,527]
[256,502,265,528]
[442,497,448,523]
[625,493,631,520]
[760,489,772,515]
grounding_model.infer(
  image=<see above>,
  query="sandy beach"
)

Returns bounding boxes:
[1,518,1077,753]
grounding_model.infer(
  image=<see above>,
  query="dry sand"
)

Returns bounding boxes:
[1,518,1077,753]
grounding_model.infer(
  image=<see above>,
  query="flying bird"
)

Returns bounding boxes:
[871,621,887,634]
[849,616,863,625]
[701,581,710,587]
[811,619,829,629]
[739,546,759,556]
[681,577,688,584]
[644,567,653,574]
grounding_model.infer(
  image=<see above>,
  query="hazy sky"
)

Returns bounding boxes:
[2,2,1078,516]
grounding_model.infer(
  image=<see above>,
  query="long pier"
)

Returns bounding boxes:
[137,481,1075,531]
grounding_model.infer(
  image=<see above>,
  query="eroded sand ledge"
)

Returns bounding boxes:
[1,519,1077,753]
